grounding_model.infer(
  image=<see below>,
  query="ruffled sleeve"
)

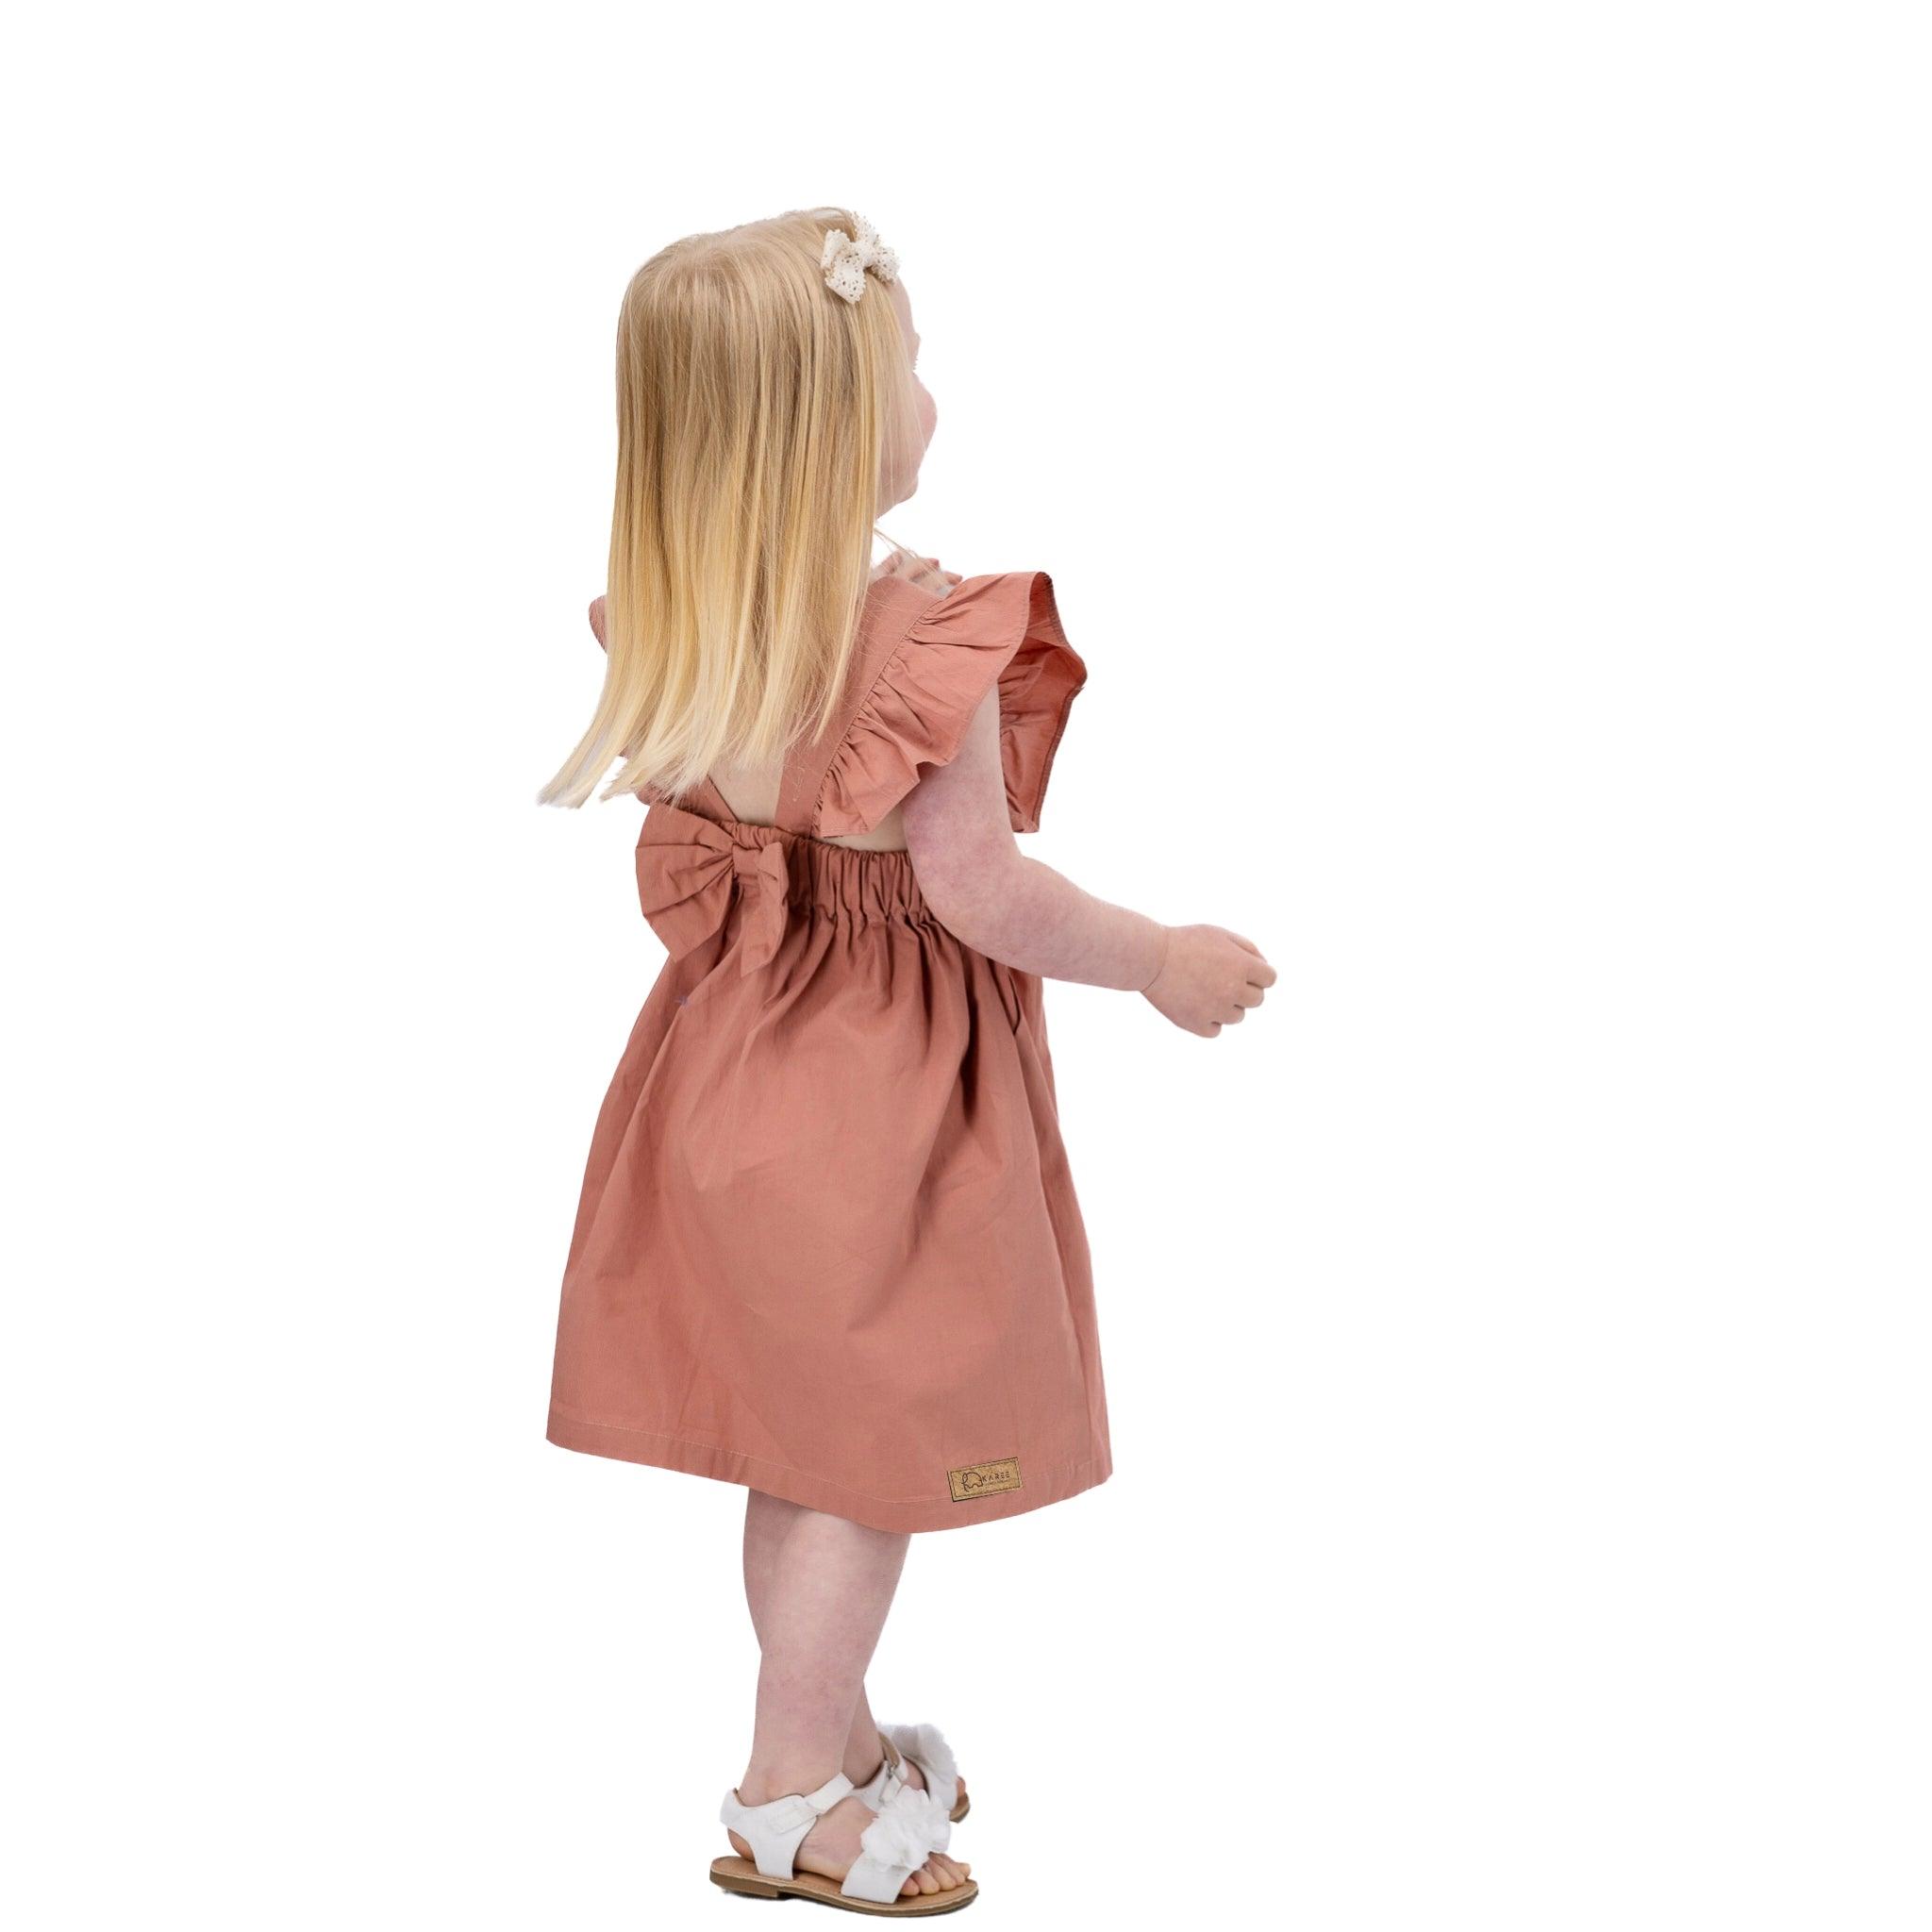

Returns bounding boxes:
[815,572,1088,837]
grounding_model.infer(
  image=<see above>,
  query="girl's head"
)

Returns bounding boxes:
[541,207,936,808]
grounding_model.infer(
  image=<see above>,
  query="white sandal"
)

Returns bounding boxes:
[853,1724,970,1824]
[712,1771,975,1915]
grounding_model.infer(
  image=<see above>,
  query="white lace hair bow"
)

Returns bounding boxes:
[821,214,898,304]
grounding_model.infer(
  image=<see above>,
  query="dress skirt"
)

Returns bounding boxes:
[546,812,1112,1532]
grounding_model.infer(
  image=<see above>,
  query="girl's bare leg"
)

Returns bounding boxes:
[741,1493,897,1785]
[733,1491,969,1898]
[742,1495,971,1807]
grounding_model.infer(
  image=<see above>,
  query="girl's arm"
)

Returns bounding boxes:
[901,690,1276,1037]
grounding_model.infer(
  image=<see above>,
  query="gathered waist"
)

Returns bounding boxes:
[634,801,941,978]
[649,802,930,916]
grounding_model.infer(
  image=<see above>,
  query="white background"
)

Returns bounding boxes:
[4,5,1927,1927]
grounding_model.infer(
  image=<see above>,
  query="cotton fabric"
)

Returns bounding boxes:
[546,570,1111,1532]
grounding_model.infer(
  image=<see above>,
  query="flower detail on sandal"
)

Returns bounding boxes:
[858,1723,967,1823]
[822,214,898,304]
[842,1785,953,1903]
[878,1723,959,1818]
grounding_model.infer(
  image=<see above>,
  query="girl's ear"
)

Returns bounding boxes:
[588,594,608,649]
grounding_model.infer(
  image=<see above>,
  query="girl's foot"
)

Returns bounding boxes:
[727,1792,972,1901]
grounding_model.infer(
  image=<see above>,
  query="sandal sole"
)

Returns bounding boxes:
[709,1859,977,1914]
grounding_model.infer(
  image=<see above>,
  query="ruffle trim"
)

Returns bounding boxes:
[814,571,1087,837]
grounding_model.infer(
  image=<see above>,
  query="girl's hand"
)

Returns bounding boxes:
[1141,924,1277,1037]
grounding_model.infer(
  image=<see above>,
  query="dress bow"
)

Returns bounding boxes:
[634,804,791,976]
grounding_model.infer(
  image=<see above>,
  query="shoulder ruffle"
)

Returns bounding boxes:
[815,572,1087,837]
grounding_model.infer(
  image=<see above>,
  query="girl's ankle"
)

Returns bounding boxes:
[736,1761,846,1807]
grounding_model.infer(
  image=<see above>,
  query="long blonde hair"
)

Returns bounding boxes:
[540,207,920,808]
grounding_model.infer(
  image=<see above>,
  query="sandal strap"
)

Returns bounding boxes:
[853,1733,906,1809]
[842,1784,953,1906]
[876,1722,959,1816]
[719,1771,854,1880]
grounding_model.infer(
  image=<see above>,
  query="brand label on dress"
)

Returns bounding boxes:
[948,1457,1024,1502]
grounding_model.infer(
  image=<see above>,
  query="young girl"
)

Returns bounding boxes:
[541,208,1274,1915]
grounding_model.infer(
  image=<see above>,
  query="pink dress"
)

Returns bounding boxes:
[546,570,1111,1532]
